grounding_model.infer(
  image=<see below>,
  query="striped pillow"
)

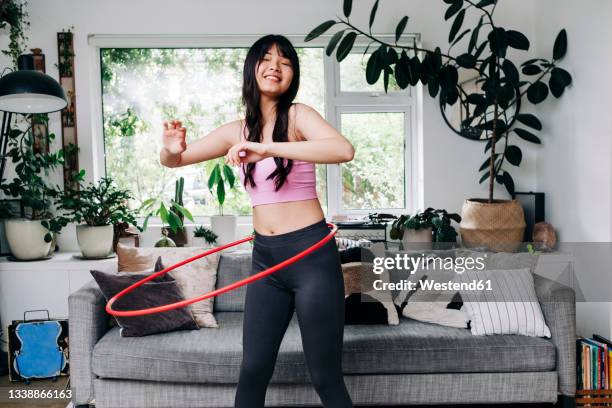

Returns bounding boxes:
[453,267,551,337]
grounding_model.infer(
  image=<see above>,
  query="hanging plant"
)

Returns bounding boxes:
[0,0,30,68]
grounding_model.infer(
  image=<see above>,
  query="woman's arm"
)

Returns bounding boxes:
[265,103,355,164]
[224,104,355,166]
[160,120,240,168]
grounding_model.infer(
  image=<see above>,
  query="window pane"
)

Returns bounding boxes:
[339,53,402,93]
[101,47,326,216]
[340,112,406,210]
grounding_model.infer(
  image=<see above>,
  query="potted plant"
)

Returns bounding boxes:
[141,193,194,248]
[192,225,218,248]
[207,159,237,246]
[54,177,139,258]
[389,208,461,249]
[307,0,572,251]
[0,118,71,260]
[166,177,188,246]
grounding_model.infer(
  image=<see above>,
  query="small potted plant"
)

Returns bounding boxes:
[167,177,188,246]
[390,208,461,249]
[54,177,139,258]
[192,225,218,248]
[140,193,194,248]
[207,159,237,245]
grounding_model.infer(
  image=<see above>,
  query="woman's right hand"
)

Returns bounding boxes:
[162,119,187,155]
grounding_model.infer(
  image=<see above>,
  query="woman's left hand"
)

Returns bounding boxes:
[225,141,269,166]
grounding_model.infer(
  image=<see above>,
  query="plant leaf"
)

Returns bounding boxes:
[506,30,530,51]
[305,20,336,42]
[527,81,549,104]
[343,0,352,18]
[366,50,382,84]
[515,113,542,130]
[553,28,567,60]
[325,29,345,56]
[505,145,522,166]
[395,16,409,43]
[222,163,236,188]
[514,128,542,144]
[369,0,379,29]
[449,9,465,43]
[522,64,541,75]
[336,31,357,62]
[445,0,463,20]
[456,53,476,68]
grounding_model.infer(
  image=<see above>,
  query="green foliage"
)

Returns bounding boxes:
[0,0,30,68]
[52,177,139,228]
[105,107,148,138]
[389,208,461,243]
[206,159,237,215]
[140,178,194,233]
[306,0,572,201]
[0,115,70,242]
[193,225,218,244]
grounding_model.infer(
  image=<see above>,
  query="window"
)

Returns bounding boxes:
[101,46,325,217]
[94,35,420,220]
[327,44,420,216]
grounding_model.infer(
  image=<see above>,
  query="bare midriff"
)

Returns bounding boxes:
[252,198,325,236]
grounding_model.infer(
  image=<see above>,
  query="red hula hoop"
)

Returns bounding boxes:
[105,222,338,317]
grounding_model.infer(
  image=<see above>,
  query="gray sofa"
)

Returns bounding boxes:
[69,250,576,408]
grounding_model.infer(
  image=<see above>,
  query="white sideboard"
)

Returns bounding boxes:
[0,252,116,351]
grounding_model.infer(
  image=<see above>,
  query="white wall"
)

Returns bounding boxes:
[532,0,612,338]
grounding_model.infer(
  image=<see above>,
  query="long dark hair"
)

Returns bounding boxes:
[241,34,300,192]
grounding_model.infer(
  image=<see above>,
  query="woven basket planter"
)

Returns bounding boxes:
[459,198,526,252]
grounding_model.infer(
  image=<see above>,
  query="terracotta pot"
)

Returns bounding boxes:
[167,227,188,247]
[459,198,526,252]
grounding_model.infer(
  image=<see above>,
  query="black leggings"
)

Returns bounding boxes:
[234,218,353,408]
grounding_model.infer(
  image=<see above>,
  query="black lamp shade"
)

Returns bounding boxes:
[0,70,67,114]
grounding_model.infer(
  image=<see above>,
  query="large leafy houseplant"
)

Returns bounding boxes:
[0,116,75,243]
[306,0,572,202]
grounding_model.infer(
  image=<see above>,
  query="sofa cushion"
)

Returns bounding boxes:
[92,312,556,384]
[213,252,252,312]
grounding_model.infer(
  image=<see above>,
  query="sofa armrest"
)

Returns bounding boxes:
[533,273,576,397]
[68,279,111,406]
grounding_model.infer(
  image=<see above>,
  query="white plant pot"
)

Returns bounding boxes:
[5,218,52,260]
[211,215,237,248]
[76,224,114,258]
[401,227,433,250]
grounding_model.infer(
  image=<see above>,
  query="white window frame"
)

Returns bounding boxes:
[87,33,423,226]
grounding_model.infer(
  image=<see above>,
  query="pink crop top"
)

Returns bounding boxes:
[237,123,318,207]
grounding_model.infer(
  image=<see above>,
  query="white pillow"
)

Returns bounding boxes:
[452,267,551,337]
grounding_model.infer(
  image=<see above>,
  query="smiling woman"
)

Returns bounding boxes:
[158,34,355,408]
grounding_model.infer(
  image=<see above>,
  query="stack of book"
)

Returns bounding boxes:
[578,334,612,390]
